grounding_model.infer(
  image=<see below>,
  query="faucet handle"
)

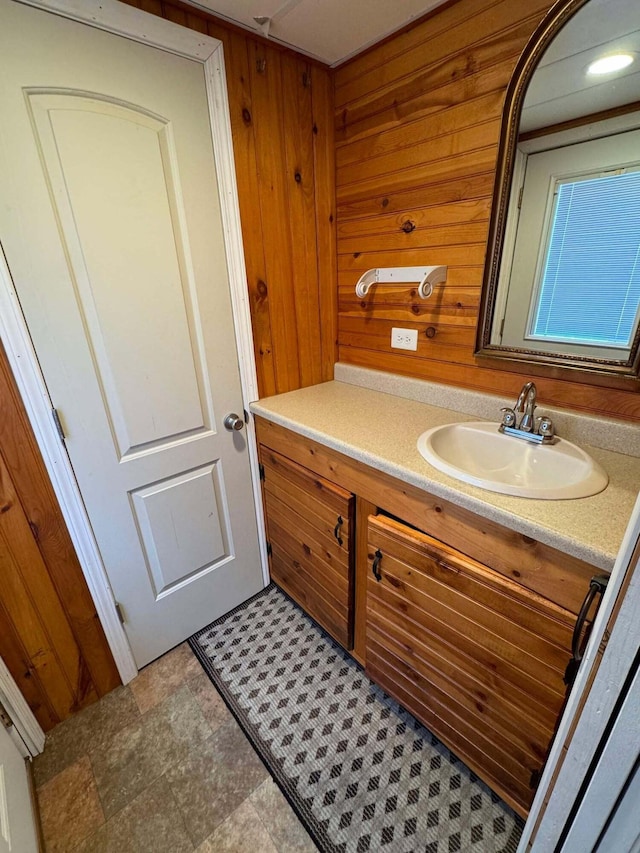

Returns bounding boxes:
[537,415,555,438]
[500,407,516,428]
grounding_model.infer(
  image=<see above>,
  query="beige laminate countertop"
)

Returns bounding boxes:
[251,380,640,572]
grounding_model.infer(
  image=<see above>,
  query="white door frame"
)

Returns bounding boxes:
[520,492,640,851]
[0,657,45,757]
[0,0,269,684]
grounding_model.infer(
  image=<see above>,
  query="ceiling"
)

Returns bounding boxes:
[521,0,640,132]
[181,0,448,66]
[180,0,640,114]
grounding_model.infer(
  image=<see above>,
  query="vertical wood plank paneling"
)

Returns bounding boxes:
[0,349,120,703]
[0,346,119,730]
[220,29,277,397]
[119,0,337,397]
[0,600,59,731]
[312,66,339,382]
[0,455,94,720]
[137,0,163,15]
[334,0,640,421]
[281,54,324,388]
[249,43,302,392]
[160,2,187,27]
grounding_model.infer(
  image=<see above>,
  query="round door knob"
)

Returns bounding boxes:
[224,413,244,431]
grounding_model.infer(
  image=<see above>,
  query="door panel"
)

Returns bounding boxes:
[130,462,232,597]
[27,92,211,457]
[0,0,263,666]
[0,721,38,853]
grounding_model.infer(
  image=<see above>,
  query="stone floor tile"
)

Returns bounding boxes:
[250,778,317,853]
[37,755,104,852]
[188,671,231,732]
[166,717,269,847]
[75,776,194,853]
[33,686,140,788]
[130,643,202,714]
[196,798,278,853]
[90,685,212,818]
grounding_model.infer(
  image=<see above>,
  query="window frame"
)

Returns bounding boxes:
[497,125,640,360]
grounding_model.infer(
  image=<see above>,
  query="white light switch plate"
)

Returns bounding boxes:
[391,327,418,351]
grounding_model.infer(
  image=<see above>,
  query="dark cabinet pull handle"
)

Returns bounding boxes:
[372,549,383,581]
[565,574,609,685]
[334,516,343,546]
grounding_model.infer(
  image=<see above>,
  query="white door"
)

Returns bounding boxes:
[0,0,264,666]
[0,717,38,853]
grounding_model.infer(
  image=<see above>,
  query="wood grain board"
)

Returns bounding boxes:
[0,345,119,731]
[334,0,640,421]
[365,514,575,816]
[260,447,355,649]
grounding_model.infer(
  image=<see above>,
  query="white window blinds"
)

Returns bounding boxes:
[531,169,640,348]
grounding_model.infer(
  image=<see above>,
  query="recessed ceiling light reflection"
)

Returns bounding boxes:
[587,54,634,75]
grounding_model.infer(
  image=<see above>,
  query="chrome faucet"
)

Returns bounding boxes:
[499,381,556,444]
[515,381,537,432]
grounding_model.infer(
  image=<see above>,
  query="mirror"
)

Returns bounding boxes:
[476,0,640,384]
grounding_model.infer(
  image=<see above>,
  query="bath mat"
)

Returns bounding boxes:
[188,584,524,853]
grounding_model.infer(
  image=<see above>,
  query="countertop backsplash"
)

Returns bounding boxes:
[334,363,640,458]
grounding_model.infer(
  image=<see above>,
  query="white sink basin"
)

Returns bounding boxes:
[417,421,608,499]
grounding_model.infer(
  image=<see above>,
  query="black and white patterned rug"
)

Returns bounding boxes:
[189,584,524,853]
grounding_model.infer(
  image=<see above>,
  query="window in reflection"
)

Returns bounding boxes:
[498,124,640,360]
[532,169,640,348]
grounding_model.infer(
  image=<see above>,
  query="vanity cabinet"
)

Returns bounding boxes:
[255,416,594,817]
[365,513,574,815]
[260,446,355,649]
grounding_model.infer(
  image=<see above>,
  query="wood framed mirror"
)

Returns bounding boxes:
[476,0,640,387]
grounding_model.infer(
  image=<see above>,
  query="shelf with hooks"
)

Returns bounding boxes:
[355,266,447,300]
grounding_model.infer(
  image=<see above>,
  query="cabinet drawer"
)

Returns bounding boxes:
[261,447,355,649]
[365,514,575,816]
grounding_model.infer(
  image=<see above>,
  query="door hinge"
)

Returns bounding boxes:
[0,700,12,730]
[259,463,265,481]
[517,185,524,209]
[52,407,66,442]
[266,541,272,557]
[115,602,126,624]
[499,317,505,339]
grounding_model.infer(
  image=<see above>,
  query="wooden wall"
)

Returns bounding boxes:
[124,0,337,397]
[0,345,120,732]
[334,0,640,421]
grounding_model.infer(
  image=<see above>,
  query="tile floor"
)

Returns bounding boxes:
[33,643,316,852]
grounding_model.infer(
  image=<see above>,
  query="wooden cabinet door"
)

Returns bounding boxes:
[365,514,576,817]
[260,447,355,649]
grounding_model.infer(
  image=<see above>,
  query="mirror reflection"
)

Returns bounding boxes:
[486,0,640,372]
